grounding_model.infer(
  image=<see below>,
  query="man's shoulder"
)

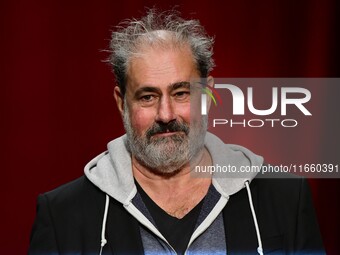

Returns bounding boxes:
[42,176,104,209]
[254,171,305,192]
[30,176,111,251]
[253,171,306,194]
[252,172,312,212]
[45,176,88,196]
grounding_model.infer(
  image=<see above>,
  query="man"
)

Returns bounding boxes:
[29,9,325,255]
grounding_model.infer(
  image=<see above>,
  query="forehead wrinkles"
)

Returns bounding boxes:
[125,43,196,89]
[125,31,194,75]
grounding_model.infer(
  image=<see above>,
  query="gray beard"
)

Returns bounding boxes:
[123,102,207,175]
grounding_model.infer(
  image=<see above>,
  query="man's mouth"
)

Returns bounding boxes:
[146,121,189,139]
[152,130,181,137]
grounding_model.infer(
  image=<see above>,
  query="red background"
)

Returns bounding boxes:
[1,0,339,254]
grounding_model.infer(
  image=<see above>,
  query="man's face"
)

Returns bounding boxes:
[115,45,207,174]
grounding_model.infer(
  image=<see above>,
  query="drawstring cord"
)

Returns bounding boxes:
[245,181,264,255]
[98,185,263,255]
[99,194,109,255]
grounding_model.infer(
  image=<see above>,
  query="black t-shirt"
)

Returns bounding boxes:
[135,181,204,255]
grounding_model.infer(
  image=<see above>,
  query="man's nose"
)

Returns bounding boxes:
[155,97,176,123]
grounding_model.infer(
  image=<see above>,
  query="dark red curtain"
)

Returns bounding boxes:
[1,0,339,254]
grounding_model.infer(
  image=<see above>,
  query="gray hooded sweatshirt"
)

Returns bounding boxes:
[84,132,264,255]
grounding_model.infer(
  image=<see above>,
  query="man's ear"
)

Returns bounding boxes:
[113,86,124,117]
[206,76,214,111]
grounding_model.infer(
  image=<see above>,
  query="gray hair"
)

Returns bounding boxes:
[107,9,215,95]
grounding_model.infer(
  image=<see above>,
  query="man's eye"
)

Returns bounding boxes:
[140,95,154,101]
[174,91,190,100]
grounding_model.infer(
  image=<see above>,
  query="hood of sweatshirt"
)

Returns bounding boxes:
[84,132,263,205]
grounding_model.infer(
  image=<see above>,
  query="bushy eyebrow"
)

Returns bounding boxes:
[169,81,191,91]
[134,81,191,98]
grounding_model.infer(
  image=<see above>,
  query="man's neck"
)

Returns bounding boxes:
[132,147,212,218]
